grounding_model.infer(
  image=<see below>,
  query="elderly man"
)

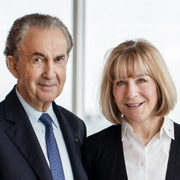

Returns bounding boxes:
[0,13,88,180]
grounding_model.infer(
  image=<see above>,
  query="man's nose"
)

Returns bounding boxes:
[125,83,138,99]
[43,60,56,79]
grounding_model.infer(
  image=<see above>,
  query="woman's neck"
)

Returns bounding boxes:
[125,116,164,146]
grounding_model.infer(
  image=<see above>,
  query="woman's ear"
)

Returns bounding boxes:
[6,56,19,79]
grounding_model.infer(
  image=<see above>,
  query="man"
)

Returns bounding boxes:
[0,13,88,180]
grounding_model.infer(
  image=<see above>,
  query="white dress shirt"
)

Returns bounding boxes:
[121,116,174,180]
[16,88,74,180]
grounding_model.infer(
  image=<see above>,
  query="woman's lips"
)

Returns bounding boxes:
[126,102,144,108]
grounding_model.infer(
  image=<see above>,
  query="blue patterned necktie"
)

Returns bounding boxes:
[39,113,65,180]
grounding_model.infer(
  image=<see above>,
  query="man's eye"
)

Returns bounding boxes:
[56,56,65,62]
[57,57,63,61]
[34,58,42,62]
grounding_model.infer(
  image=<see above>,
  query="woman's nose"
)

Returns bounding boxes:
[125,83,138,99]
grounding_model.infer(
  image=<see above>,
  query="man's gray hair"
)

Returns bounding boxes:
[4,13,73,66]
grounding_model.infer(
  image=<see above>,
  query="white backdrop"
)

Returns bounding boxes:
[84,0,180,135]
[0,0,179,135]
[0,0,73,110]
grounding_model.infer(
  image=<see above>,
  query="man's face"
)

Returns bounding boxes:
[15,26,68,111]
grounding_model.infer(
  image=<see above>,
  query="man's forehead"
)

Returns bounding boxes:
[19,26,68,54]
[22,26,67,45]
[22,25,66,43]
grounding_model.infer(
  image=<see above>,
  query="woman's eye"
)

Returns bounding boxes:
[138,79,146,83]
[116,81,126,86]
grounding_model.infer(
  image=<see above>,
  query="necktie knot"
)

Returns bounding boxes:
[39,113,52,128]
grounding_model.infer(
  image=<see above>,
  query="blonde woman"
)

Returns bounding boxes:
[82,39,178,180]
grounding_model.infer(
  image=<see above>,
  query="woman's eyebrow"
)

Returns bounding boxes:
[136,74,146,77]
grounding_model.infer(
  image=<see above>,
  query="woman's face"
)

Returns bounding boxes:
[113,66,159,125]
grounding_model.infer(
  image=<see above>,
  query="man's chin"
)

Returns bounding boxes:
[37,93,57,103]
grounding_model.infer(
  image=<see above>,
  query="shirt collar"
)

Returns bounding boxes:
[161,116,174,140]
[121,116,174,141]
[15,87,58,127]
[121,119,132,141]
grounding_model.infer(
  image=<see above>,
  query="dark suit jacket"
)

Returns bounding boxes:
[0,86,88,180]
[82,122,180,180]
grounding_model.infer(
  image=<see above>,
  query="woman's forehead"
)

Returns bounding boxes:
[114,62,149,78]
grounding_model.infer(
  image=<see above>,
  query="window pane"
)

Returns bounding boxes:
[0,0,73,111]
[85,0,180,135]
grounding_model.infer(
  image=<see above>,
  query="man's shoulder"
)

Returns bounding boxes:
[54,103,86,143]
[54,103,86,131]
[0,86,18,106]
[55,104,83,123]
[0,87,17,118]
[56,105,77,117]
[0,100,5,115]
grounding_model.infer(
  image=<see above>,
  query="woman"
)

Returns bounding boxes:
[82,39,179,180]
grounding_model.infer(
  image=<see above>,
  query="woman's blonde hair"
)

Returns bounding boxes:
[100,39,177,124]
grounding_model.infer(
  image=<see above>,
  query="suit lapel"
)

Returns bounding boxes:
[165,123,178,180]
[53,103,88,180]
[116,124,128,180]
[4,87,53,180]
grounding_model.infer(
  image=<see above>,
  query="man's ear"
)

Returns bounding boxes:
[7,56,19,79]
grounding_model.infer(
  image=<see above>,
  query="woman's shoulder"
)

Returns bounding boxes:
[83,124,121,147]
[173,121,180,135]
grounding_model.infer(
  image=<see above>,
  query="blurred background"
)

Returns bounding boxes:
[0,0,180,135]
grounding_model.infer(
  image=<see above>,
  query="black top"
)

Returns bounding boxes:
[82,122,180,180]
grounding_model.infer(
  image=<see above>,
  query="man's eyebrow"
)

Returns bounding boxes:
[56,54,65,59]
[32,52,45,57]
[31,52,66,59]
